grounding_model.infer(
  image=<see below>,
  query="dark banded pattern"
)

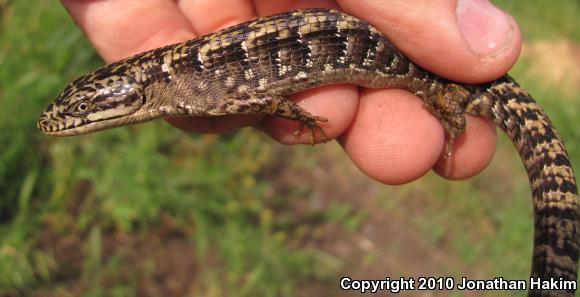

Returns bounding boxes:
[482,77,578,297]
[37,9,578,297]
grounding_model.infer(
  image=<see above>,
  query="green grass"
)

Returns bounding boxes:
[0,2,333,296]
[494,0,580,41]
[0,0,578,296]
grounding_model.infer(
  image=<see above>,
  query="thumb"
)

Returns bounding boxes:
[337,0,522,83]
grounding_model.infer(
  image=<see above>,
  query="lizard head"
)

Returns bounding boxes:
[37,64,145,136]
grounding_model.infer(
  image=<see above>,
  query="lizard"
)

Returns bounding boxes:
[36,8,578,297]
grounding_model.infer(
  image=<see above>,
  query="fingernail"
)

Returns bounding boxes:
[456,0,513,57]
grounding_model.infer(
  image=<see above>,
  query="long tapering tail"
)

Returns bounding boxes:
[469,76,579,297]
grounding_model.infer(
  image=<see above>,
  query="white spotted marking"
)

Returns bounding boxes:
[225,76,236,88]
[362,39,377,67]
[238,41,251,65]
[259,78,268,87]
[159,106,172,114]
[279,65,292,76]
[161,63,172,81]
[390,54,400,71]
[304,41,313,68]
[237,84,249,93]
[162,55,174,81]
[407,63,415,76]
[197,81,208,91]
[337,43,347,64]
[293,71,308,81]
[196,51,205,70]
[244,69,255,80]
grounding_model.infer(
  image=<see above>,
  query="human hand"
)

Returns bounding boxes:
[61,0,521,185]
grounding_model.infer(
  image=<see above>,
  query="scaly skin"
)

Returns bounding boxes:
[37,9,578,296]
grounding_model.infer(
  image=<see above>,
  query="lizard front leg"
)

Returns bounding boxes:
[214,93,328,143]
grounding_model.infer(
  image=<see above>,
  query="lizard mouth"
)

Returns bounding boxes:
[36,116,89,136]
[37,108,153,136]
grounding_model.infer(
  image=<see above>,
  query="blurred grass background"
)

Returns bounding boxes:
[0,0,578,296]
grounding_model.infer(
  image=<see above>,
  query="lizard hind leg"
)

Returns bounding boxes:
[273,96,328,144]
[423,83,470,157]
[217,93,328,144]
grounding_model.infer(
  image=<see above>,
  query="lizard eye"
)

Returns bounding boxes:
[69,101,92,116]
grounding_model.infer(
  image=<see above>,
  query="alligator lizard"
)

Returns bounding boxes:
[36,8,578,297]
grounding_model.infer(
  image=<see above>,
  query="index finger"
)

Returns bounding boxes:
[62,0,197,63]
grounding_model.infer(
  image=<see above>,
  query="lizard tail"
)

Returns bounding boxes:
[467,76,579,297]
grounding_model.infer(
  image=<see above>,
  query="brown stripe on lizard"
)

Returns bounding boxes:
[37,8,578,297]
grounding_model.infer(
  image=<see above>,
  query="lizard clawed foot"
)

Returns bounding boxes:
[443,131,461,158]
[444,138,454,159]
[293,116,328,145]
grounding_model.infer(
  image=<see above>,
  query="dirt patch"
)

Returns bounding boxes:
[22,143,490,297]
[28,215,199,297]
[520,40,580,97]
[289,144,485,297]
